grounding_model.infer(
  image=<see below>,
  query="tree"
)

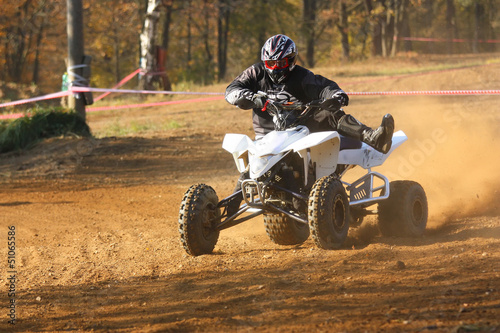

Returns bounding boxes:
[139,0,161,90]
[217,0,230,81]
[86,0,141,87]
[303,0,317,67]
[390,0,409,56]
[337,0,350,61]
[1,1,60,84]
[363,0,382,56]
[445,0,457,53]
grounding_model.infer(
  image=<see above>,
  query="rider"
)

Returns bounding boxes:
[225,34,394,153]
[224,34,395,216]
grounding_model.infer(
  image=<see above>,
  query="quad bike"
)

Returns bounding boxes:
[178,96,428,256]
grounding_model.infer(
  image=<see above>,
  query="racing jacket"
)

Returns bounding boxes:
[225,62,348,137]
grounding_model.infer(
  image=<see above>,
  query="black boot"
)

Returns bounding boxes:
[337,114,395,154]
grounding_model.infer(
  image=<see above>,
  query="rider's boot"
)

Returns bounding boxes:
[337,114,395,154]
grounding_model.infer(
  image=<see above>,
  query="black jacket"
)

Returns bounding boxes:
[225,62,347,137]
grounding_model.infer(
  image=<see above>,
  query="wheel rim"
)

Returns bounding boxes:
[332,195,346,232]
[412,198,424,226]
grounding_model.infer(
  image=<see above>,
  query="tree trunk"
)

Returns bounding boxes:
[33,7,47,84]
[160,1,173,90]
[186,0,192,70]
[381,0,395,57]
[364,0,382,56]
[139,0,161,90]
[401,0,412,52]
[217,0,230,81]
[445,0,457,54]
[303,0,316,67]
[112,10,121,84]
[423,0,434,53]
[338,0,350,62]
[473,1,484,53]
[7,1,31,82]
[391,0,407,56]
[202,0,213,83]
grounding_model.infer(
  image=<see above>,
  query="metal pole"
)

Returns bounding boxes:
[66,0,85,120]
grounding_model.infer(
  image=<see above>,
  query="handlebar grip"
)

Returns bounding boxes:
[308,99,323,107]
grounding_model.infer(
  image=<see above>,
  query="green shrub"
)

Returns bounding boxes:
[0,108,91,153]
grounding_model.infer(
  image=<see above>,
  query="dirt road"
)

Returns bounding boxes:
[1,57,499,332]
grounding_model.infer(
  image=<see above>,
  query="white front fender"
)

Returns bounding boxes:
[288,131,341,179]
[222,134,254,173]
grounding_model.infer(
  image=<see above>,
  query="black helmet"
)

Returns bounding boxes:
[261,34,297,83]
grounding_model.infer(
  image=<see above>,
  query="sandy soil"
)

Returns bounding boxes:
[1,58,499,332]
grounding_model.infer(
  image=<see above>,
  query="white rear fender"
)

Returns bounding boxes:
[338,130,408,169]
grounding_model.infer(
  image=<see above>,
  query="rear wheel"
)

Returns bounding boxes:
[264,213,309,245]
[178,184,220,256]
[308,175,349,249]
[378,180,428,237]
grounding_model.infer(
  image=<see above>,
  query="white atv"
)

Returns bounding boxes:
[179,99,428,256]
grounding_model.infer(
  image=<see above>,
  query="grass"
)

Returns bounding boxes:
[0,108,91,153]
[96,119,184,138]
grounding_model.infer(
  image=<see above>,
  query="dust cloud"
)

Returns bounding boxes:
[382,96,500,228]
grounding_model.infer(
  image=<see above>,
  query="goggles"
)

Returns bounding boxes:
[264,58,290,70]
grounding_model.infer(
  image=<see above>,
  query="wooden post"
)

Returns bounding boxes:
[66,0,86,120]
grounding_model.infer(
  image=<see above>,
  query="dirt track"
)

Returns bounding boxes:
[1,58,499,332]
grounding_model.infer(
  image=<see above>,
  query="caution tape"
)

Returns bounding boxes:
[396,36,500,43]
[94,68,141,102]
[0,91,71,109]
[72,86,224,96]
[87,96,225,112]
[1,88,499,119]
[348,90,500,96]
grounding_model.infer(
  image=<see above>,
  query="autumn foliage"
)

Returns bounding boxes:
[0,0,498,94]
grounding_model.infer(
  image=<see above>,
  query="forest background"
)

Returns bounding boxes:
[1,0,499,96]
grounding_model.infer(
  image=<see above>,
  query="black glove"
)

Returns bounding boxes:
[320,91,349,110]
[235,91,266,110]
[252,94,266,109]
[320,98,342,110]
[332,90,349,107]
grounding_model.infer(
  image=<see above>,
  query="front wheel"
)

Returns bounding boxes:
[378,180,428,237]
[178,184,220,256]
[308,175,350,249]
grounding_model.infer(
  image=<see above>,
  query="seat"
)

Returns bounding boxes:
[339,135,362,150]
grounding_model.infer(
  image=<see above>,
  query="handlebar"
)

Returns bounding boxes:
[256,91,343,131]
[261,99,332,131]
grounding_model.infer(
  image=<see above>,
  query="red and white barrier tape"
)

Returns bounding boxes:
[1,89,498,119]
[396,36,500,43]
[348,90,500,96]
[87,96,224,112]
[94,68,141,102]
[72,86,224,96]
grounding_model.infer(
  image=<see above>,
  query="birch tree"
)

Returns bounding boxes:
[139,0,161,90]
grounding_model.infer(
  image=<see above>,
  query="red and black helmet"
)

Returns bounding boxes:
[261,34,297,83]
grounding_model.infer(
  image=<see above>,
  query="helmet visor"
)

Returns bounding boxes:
[265,58,290,70]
